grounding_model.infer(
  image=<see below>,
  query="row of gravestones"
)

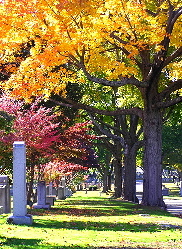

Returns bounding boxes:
[1,141,74,225]
[33,180,72,209]
[0,176,73,214]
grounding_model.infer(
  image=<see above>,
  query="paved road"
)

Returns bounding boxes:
[136,180,182,216]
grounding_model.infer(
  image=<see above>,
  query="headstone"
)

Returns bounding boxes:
[180,181,182,197]
[46,184,57,196]
[162,185,169,196]
[65,187,72,197]
[46,196,56,205]
[0,175,11,213]
[48,182,53,196]
[60,177,66,187]
[7,141,33,225]
[57,186,66,200]
[33,181,50,209]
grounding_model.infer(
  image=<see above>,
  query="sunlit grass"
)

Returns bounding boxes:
[0,191,182,249]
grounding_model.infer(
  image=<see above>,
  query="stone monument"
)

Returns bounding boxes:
[7,141,33,225]
[33,181,50,209]
[0,175,11,213]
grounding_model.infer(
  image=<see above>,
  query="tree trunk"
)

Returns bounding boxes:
[102,167,109,193]
[27,163,34,204]
[123,145,138,203]
[142,108,165,207]
[107,170,112,190]
[113,158,122,198]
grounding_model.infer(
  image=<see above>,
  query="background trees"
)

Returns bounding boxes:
[0,0,181,206]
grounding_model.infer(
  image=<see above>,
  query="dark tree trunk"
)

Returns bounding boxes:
[107,170,112,190]
[123,145,138,203]
[102,167,109,193]
[113,158,122,198]
[142,108,165,207]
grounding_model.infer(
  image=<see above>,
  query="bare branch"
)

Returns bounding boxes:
[163,47,182,67]
[50,97,143,118]
[90,113,126,137]
[81,64,148,88]
[89,114,125,147]
[159,79,182,99]
[156,96,182,108]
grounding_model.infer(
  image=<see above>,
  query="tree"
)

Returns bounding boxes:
[0,0,181,206]
[0,96,61,200]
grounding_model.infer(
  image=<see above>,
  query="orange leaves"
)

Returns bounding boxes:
[0,0,181,100]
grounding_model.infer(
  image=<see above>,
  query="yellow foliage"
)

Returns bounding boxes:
[0,0,181,100]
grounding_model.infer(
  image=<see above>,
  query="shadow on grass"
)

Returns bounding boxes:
[0,236,160,249]
[0,236,55,249]
[29,198,173,218]
[32,217,181,232]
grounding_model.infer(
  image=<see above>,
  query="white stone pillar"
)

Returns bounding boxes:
[7,141,33,225]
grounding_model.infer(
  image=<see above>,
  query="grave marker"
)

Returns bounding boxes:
[7,141,33,225]
[33,181,50,209]
[0,175,11,213]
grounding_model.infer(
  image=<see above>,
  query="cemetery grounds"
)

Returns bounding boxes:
[0,190,182,249]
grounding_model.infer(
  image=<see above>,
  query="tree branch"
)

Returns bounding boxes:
[159,79,182,99]
[156,96,182,108]
[81,64,148,88]
[50,97,143,118]
[89,113,126,137]
[89,114,125,147]
[163,47,182,67]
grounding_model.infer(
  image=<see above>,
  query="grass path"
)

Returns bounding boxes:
[0,191,182,249]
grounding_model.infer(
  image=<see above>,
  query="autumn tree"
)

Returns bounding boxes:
[0,96,61,200]
[0,0,181,206]
[0,95,97,200]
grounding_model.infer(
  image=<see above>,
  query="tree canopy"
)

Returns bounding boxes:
[0,0,181,206]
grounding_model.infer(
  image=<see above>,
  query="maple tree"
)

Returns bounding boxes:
[0,95,97,201]
[0,0,181,206]
[0,95,61,200]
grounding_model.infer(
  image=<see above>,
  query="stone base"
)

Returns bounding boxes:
[46,196,56,205]
[7,214,33,225]
[32,203,51,209]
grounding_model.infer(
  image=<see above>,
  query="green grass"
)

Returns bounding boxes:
[0,191,182,249]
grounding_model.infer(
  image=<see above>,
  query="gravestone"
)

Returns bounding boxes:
[65,187,72,197]
[46,182,57,206]
[7,141,33,225]
[33,181,50,209]
[57,186,66,200]
[48,182,53,195]
[60,177,66,187]
[180,181,182,197]
[0,175,11,213]
[162,185,169,196]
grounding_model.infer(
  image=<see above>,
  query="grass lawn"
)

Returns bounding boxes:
[0,191,182,249]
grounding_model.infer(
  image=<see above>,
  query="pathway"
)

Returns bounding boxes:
[136,180,182,216]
